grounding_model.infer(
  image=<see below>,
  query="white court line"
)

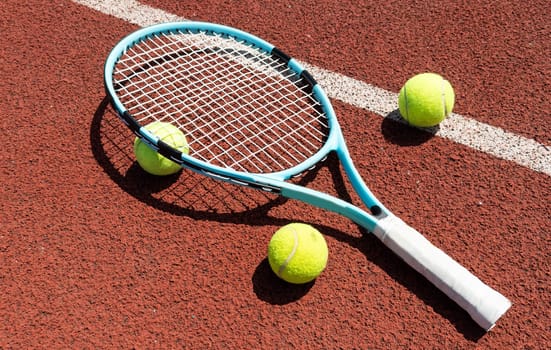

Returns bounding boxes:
[75,0,551,176]
[74,0,182,25]
[303,65,551,176]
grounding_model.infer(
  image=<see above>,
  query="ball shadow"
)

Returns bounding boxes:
[381,110,437,146]
[125,162,183,193]
[252,258,315,305]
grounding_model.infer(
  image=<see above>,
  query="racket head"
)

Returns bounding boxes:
[104,21,343,187]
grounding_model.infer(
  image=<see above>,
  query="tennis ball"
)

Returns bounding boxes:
[268,223,328,284]
[133,121,189,176]
[398,72,455,127]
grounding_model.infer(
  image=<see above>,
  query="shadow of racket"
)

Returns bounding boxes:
[90,97,299,222]
[89,97,485,339]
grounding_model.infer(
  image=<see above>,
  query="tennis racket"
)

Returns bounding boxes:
[104,21,511,330]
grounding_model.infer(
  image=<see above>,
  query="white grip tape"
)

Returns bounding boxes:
[373,215,511,331]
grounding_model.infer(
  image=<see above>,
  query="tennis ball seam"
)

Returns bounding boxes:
[440,77,447,118]
[277,227,299,277]
[268,223,328,284]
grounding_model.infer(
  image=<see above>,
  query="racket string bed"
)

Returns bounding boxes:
[112,30,329,174]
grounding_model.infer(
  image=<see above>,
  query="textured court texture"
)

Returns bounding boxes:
[1,0,549,348]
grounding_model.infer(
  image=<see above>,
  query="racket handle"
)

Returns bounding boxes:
[373,215,511,331]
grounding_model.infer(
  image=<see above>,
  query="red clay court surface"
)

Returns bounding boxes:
[1,0,550,349]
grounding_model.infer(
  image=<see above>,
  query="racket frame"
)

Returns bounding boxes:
[104,21,387,226]
[104,21,511,331]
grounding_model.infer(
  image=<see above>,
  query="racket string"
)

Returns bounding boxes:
[113,30,329,174]
[170,49,300,171]
[187,80,324,170]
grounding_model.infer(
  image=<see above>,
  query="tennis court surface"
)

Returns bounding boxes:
[1,0,549,348]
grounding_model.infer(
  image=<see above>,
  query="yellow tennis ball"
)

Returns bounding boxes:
[398,72,455,127]
[267,223,329,284]
[133,121,189,176]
